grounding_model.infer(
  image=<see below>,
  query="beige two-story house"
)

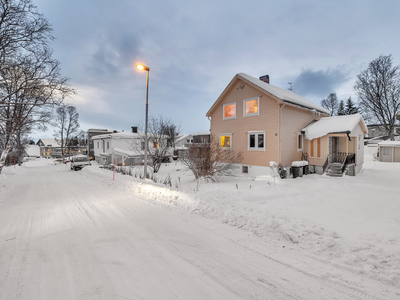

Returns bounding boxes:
[206,73,367,176]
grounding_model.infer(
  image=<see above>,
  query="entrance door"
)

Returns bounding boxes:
[330,137,339,163]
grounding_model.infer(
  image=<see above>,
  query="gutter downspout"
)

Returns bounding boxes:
[279,103,285,165]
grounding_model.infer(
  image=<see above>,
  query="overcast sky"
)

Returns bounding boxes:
[32,0,400,139]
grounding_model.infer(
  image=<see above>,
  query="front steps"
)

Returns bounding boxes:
[326,163,343,177]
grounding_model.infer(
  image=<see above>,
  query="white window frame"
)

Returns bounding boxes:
[383,147,390,156]
[223,102,236,120]
[243,97,260,118]
[219,133,232,150]
[248,131,265,151]
[297,133,303,152]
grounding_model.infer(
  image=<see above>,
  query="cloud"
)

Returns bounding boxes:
[293,67,350,99]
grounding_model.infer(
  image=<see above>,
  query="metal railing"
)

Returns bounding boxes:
[341,153,356,174]
[322,155,330,173]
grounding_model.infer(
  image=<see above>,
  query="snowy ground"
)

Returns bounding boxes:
[0,146,399,299]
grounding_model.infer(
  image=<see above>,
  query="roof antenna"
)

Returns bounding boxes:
[288,82,292,91]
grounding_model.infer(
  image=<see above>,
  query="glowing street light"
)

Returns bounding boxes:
[136,63,150,179]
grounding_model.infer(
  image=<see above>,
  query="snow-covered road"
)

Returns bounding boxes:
[0,161,394,299]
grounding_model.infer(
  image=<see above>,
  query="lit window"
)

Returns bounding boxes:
[220,134,232,149]
[248,131,265,151]
[153,142,159,148]
[297,133,303,151]
[243,98,259,117]
[223,103,236,120]
[317,138,321,158]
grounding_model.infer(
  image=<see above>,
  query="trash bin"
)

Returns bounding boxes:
[291,161,306,178]
[302,161,309,175]
[292,166,300,178]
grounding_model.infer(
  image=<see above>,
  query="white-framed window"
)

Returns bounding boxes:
[248,131,265,151]
[219,133,232,150]
[310,138,321,158]
[297,133,303,152]
[223,102,236,120]
[383,147,390,155]
[243,97,259,117]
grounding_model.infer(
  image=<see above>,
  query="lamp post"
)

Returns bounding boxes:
[136,63,150,179]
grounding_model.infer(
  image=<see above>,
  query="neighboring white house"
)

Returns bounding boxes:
[91,132,143,166]
[24,145,40,158]
[175,134,193,148]
[378,141,400,162]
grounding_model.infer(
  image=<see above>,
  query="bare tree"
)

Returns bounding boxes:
[354,55,400,140]
[135,116,179,173]
[53,104,80,159]
[0,0,74,172]
[320,93,339,116]
[0,0,54,104]
[180,135,243,184]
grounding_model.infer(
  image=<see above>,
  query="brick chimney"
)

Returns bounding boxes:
[131,126,138,133]
[259,75,269,84]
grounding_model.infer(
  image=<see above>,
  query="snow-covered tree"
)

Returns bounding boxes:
[345,97,359,115]
[337,100,346,115]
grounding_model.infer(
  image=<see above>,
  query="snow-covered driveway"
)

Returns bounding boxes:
[0,160,395,299]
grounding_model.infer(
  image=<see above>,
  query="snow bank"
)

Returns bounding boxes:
[79,154,400,288]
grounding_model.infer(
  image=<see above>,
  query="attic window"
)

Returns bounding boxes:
[243,98,259,117]
[223,103,236,120]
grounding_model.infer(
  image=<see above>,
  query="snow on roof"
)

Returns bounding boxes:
[302,114,367,140]
[92,132,141,140]
[112,147,137,157]
[25,145,40,157]
[37,139,62,147]
[99,152,112,156]
[237,73,330,114]
[193,131,210,136]
[378,141,400,146]
[176,134,192,143]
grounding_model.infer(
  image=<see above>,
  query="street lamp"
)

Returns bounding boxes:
[136,63,150,179]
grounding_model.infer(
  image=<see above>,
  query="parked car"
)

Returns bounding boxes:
[70,155,91,171]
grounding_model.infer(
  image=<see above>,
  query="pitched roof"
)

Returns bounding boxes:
[302,114,368,140]
[207,73,330,116]
[37,139,63,147]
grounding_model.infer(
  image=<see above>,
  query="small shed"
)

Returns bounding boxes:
[378,141,400,162]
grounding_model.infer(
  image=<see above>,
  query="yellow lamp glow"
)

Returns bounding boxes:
[136,64,149,71]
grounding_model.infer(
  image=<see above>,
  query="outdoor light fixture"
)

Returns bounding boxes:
[136,64,150,71]
[136,63,150,180]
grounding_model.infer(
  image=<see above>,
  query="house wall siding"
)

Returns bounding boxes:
[210,80,280,167]
[281,106,320,167]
